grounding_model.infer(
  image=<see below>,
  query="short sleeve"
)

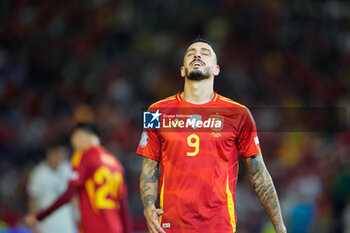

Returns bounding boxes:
[136,129,161,161]
[69,151,90,187]
[237,108,261,158]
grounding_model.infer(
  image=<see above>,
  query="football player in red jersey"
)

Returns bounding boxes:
[24,122,132,233]
[137,38,287,233]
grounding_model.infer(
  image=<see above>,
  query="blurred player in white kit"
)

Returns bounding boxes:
[27,143,77,233]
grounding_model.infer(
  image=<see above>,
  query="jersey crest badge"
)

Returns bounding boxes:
[210,114,224,131]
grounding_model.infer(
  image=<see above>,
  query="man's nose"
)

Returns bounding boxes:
[194,52,201,58]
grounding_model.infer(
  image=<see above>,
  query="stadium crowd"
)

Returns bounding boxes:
[0,0,349,232]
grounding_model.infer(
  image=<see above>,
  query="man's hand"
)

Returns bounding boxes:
[23,213,41,233]
[23,214,37,227]
[144,206,165,233]
[275,225,287,233]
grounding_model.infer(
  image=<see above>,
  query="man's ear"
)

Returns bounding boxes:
[213,65,220,76]
[180,66,185,78]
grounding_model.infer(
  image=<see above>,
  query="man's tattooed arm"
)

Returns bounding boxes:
[244,153,287,233]
[140,157,160,210]
[140,157,165,233]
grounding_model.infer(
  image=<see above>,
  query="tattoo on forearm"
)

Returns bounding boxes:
[142,194,155,210]
[140,158,160,210]
[245,154,285,232]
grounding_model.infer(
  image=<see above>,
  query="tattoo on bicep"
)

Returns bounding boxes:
[141,161,159,184]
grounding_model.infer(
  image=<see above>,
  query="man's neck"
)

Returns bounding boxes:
[182,77,214,104]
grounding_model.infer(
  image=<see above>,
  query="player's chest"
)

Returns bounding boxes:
[159,131,237,158]
[157,109,242,161]
[40,169,67,194]
[158,111,240,148]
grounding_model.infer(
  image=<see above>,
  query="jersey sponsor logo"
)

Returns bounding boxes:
[140,131,148,148]
[143,110,161,129]
[254,136,260,145]
[162,223,171,228]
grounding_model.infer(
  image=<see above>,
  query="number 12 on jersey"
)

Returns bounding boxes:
[187,134,200,156]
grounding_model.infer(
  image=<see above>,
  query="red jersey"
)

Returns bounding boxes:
[70,146,127,233]
[136,92,261,233]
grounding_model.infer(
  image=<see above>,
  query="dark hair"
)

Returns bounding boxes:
[45,141,65,153]
[187,36,213,48]
[72,122,100,137]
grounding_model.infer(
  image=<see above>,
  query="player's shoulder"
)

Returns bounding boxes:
[216,94,254,119]
[30,162,47,178]
[71,151,85,168]
[148,94,179,110]
[217,94,247,109]
[58,160,72,173]
[71,147,98,168]
[99,147,124,170]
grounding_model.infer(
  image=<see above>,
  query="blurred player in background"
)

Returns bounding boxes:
[137,38,287,233]
[24,122,132,233]
[27,143,77,233]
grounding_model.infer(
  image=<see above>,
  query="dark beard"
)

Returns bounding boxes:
[185,67,211,81]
